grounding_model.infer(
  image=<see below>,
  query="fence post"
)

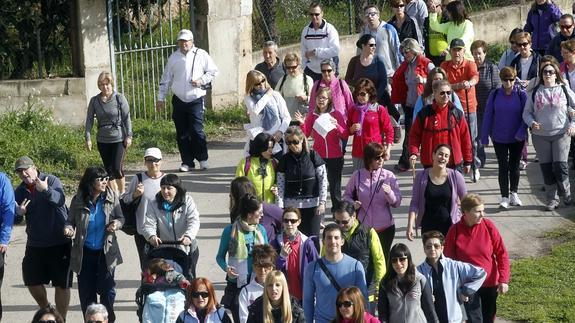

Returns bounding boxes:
[348,0,353,34]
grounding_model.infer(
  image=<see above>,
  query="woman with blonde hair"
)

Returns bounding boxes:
[332,286,378,323]
[246,270,304,323]
[244,70,291,156]
[275,52,313,119]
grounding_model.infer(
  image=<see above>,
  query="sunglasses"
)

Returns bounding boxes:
[391,256,408,264]
[542,69,556,75]
[374,155,384,160]
[321,69,333,73]
[95,176,110,182]
[191,291,210,298]
[335,219,351,225]
[425,243,442,250]
[517,42,529,47]
[439,90,452,96]
[367,43,376,47]
[337,300,354,308]
[283,218,299,224]
[393,4,405,8]
[255,79,266,86]
[502,78,515,82]
[560,24,573,29]
[145,157,161,163]
[358,92,368,97]
[365,12,378,17]
[309,13,321,17]
[285,65,298,70]
[286,140,300,145]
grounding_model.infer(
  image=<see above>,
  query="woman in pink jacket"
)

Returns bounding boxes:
[294,87,348,213]
[347,78,394,171]
[343,142,401,261]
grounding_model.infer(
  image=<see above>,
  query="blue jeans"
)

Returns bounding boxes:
[77,247,116,322]
[172,95,208,166]
[466,111,480,168]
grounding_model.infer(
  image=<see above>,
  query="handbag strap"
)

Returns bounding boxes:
[317,258,341,291]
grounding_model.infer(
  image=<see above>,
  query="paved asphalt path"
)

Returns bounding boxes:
[2,137,573,322]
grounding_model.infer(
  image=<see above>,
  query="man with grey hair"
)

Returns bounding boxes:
[85,303,108,323]
[156,29,218,172]
[254,41,285,88]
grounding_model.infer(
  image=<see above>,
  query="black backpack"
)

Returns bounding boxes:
[119,173,143,235]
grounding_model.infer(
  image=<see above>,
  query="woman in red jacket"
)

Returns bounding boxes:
[348,78,394,171]
[444,193,510,323]
[294,87,348,213]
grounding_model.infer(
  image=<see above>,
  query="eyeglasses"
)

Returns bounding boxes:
[191,291,210,298]
[145,157,161,163]
[502,78,515,82]
[391,256,408,264]
[367,43,376,47]
[317,96,329,101]
[365,11,378,17]
[283,218,299,224]
[335,219,351,225]
[286,140,300,146]
[542,69,556,75]
[309,13,321,17]
[560,24,573,29]
[425,243,442,250]
[392,4,405,8]
[439,90,452,96]
[517,42,530,48]
[321,69,333,73]
[285,65,298,70]
[358,92,368,97]
[337,300,354,308]
[95,176,110,182]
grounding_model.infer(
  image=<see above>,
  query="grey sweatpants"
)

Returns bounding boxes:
[532,133,571,201]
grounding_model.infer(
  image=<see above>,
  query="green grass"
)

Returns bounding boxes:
[498,224,575,323]
[0,97,245,192]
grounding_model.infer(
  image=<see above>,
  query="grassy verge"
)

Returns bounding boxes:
[498,224,575,322]
[0,99,245,192]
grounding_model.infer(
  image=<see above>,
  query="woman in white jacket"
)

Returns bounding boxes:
[142,174,200,278]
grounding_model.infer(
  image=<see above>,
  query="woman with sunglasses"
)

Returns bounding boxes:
[391,38,435,172]
[236,133,278,204]
[344,142,401,263]
[510,32,541,91]
[120,147,166,271]
[142,174,200,278]
[345,34,389,109]
[270,207,318,302]
[294,87,348,213]
[481,67,528,209]
[177,278,233,322]
[428,0,474,60]
[31,306,65,323]
[378,243,438,323]
[275,52,314,120]
[348,78,394,170]
[276,126,327,248]
[523,61,575,210]
[244,70,291,157]
[246,270,305,323]
[406,144,467,241]
[389,0,423,44]
[412,66,463,122]
[444,194,510,323]
[217,194,268,322]
[333,286,379,323]
[524,0,562,56]
[65,166,124,322]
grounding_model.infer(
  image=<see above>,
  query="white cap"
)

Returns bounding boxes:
[177,29,193,41]
[144,147,162,159]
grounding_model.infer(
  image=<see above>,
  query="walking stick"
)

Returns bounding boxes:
[464,88,477,183]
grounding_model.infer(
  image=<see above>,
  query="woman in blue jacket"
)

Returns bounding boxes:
[524,0,562,55]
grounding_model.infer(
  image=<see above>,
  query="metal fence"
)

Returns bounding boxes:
[252,0,525,48]
[107,0,195,120]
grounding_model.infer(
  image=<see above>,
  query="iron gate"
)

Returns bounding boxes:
[106,0,195,119]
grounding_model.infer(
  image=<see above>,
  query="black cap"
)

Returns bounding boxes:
[450,38,465,49]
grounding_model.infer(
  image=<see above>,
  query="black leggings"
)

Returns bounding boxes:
[299,206,321,251]
[493,141,523,198]
[97,141,125,179]
[377,225,396,264]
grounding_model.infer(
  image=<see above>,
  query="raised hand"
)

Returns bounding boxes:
[16,198,31,216]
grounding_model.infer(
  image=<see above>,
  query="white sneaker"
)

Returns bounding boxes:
[473,168,480,181]
[499,197,510,209]
[510,192,523,206]
[179,164,190,172]
[199,160,209,170]
[519,160,527,170]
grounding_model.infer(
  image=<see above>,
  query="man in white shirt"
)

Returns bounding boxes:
[300,2,340,81]
[156,29,218,171]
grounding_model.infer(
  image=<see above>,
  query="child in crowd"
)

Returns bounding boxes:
[143,258,190,289]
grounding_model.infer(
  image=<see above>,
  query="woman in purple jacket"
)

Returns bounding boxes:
[406,144,467,241]
[482,67,528,209]
[270,207,318,302]
[524,0,562,55]
[344,142,402,261]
